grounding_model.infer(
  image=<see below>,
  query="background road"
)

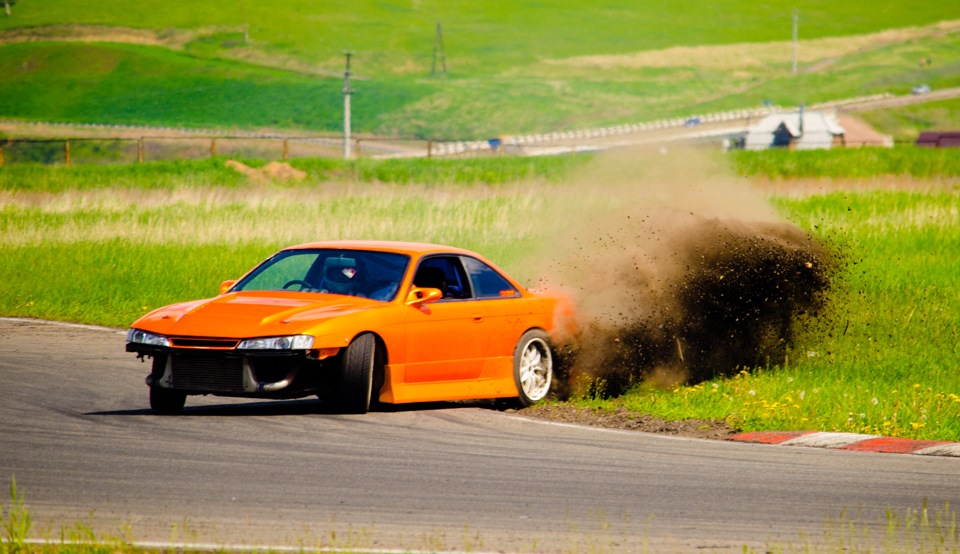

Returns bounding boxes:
[1,318,958,552]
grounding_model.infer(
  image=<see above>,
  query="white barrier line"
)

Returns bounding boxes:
[0,316,123,334]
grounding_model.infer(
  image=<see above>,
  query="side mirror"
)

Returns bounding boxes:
[219,280,237,295]
[405,287,443,307]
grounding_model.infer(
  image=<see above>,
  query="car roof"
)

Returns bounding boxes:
[282,240,479,257]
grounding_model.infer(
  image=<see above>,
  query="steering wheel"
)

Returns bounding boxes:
[282,279,315,291]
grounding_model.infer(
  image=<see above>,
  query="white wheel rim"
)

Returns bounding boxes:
[519,338,552,402]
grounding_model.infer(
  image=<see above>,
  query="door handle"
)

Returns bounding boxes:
[472,314,483,322]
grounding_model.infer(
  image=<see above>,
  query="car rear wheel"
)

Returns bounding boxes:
[339,333,377,414]
[513,330,554,406]
[149,386,186,414]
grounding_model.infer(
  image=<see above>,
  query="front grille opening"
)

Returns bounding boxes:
[171,337,240,349]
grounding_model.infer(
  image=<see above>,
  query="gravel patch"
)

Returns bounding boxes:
[516,404,738,440]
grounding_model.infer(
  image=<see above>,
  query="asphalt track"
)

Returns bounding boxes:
[1,318,959,552]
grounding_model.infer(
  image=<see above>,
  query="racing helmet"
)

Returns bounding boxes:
[322,257,360,295]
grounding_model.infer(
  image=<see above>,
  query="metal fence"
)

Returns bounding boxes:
[0,135,487,166]
[0,134,916,167]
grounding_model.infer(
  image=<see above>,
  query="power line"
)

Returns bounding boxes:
[792,8,799,76]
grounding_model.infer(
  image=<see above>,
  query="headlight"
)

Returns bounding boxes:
[237,335,315,350]
[126,328,171,347]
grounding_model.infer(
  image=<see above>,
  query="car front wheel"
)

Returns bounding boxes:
[339,333,378,414]
[513,330,554,406]
[149,386,186,414]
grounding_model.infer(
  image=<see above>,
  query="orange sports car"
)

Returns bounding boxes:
[126,241,562,414]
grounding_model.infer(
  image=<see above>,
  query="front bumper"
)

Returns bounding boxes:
[127,344,331,398]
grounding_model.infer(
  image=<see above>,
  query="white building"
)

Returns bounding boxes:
[743,110,845,150]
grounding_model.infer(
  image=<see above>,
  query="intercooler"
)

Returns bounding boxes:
[170,353,245,392]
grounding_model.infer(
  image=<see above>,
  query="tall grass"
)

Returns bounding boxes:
[296,155,590,185]
[731,147,960,179]
[0,184,553,325]
[0,158,247,191]
[3,148,959,193]
[0,478,31,554]
[0,156,589,192]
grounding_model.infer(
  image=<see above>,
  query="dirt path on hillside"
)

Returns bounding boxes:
[0,25,200,48]
[837,114,892,147]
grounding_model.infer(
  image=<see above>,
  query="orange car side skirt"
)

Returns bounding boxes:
[379,357,518,404]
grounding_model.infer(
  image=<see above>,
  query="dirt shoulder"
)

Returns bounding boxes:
[516,404,738,440]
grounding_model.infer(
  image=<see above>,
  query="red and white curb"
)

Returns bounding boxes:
[728,431,960,457]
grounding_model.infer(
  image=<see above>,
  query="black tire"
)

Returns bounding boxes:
[149,386,186,414]
[339,333,377,414]
[513,329,554,406]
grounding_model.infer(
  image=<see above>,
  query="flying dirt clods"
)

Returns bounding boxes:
[530,148,835,396]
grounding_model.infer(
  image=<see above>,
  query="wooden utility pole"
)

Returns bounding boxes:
[241,0,249,43]
[432,21,446,76]
[343,51,353,159]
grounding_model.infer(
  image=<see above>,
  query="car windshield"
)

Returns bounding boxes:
[232,249,410,302]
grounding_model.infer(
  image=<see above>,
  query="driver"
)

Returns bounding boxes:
[320,257,363,297]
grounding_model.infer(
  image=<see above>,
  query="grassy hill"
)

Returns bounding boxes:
[861,97,960,140]
[0,42,432,131]
[1,1,960,138]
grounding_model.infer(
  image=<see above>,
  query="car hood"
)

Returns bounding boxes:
[131,291,385,338]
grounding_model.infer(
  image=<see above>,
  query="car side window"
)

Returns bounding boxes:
[413,256,472,300]
[461,257,519,299]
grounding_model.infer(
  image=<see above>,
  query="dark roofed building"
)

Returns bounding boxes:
[917,131,960,148]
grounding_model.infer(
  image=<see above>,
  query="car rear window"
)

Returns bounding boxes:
[462,257,518,299]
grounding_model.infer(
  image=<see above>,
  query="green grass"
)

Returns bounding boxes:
[0,158,248,191]
[296,155,590,185]
[2,2,960,137]
[0,42,433,133]
[731,146,960,179]
[0,156,590,191]
[3,1,956,75]
[0,478,31,554]
[0,180,555,324]
[861,97,960,142]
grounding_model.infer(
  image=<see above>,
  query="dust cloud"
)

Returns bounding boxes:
[527,147,833,395]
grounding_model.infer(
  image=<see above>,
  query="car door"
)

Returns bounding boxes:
[403,255,489,383]
[459,255,526,366]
